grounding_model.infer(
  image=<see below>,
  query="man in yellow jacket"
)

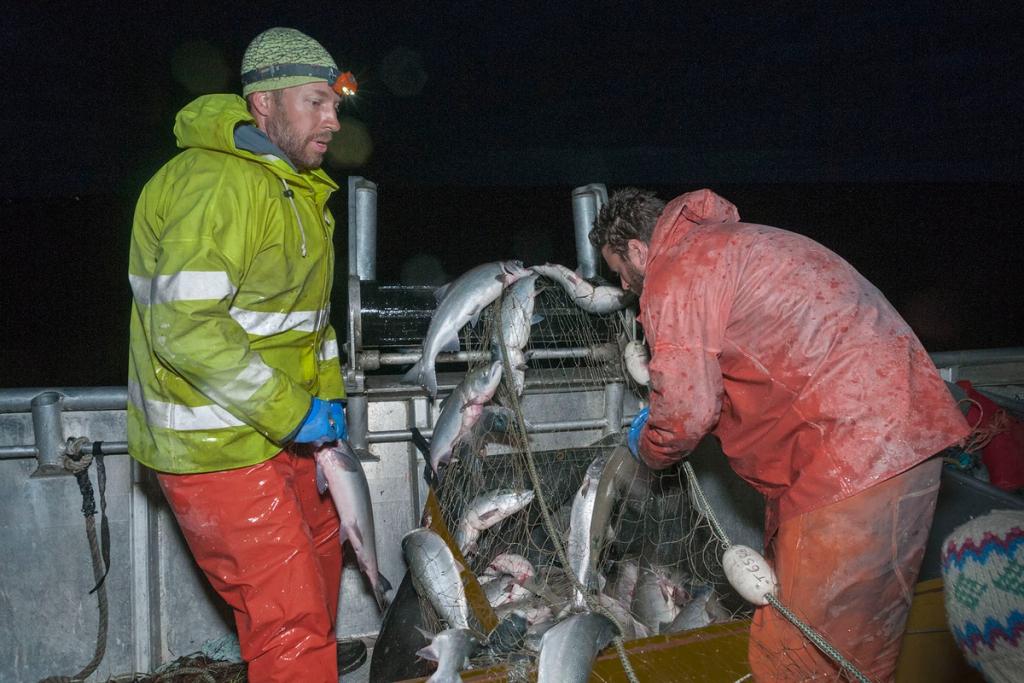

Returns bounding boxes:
[128,27,363,682]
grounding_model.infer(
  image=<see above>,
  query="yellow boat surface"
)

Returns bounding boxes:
[403,578,981,682]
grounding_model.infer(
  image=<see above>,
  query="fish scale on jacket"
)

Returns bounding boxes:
[128,94,345,474]
[637,189,969,538]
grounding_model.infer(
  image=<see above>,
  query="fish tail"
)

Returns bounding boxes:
[423,366,438,398]
[374,572,394,612]
[401,358,438,398]
[400,358,424,387]
[426,457,441,486]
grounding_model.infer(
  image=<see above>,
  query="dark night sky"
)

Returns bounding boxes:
[2,2,1022,195]
[1,3,1022,386]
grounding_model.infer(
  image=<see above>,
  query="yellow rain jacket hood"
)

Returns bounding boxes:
[128,94,345,473]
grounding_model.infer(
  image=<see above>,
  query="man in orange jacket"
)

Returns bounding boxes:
[590,187,969,681]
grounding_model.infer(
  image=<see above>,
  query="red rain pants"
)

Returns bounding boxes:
[157,450,342,683]
[748,457,942,682]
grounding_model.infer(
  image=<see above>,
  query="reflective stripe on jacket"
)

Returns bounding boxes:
[128,94,345,473]
[638,189,969,537]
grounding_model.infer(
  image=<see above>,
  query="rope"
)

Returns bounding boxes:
[957,397,1011,454]
[37,440,110,683]
[494,297,641,683]
[152,663,232,682]
[682,461,873,683]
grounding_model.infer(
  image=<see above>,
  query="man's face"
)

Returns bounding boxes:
[263,82,341,171]
[602,240,648,295]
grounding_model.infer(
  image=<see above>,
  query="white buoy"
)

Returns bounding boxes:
[722,545,778,606]
[623,340,650,386]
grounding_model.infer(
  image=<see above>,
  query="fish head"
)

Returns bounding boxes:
[464,361,504,403]
[507,489,536,510]
[499,260,531,284]
[477,405,515,435]
[509,272,541,304]
[656,575,689,606]
[481,360,504,392]
[489,553,536,581]
[401,527,437,558]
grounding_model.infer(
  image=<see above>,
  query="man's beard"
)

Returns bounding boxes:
[265,113,328,172]
[623,260,645,295]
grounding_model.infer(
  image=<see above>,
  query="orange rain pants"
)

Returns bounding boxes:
[748,457,942,682]
[157,450,342,683]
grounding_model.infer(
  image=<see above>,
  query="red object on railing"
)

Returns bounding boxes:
[957,380,1024,492]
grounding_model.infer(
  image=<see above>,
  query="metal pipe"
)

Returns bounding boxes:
[571,183,608,280]
[603,382,625,437]
[0,348,1010,413]
[930,347,1024,368]
[527,345,619,362]
[362,343,619,370]
[1,440,129,461]
[346,395,371,456]
[368,414,635,445]
[361,372,624,400]
[29,392,65,476]
[0,386,126,414]
[348,176,378,281]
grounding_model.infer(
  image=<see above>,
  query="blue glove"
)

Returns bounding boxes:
[293,397,340,445]
[627,407,649,461]
[328,399,348,441]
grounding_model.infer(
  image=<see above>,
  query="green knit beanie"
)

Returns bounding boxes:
[240,27,339,96]
[942,509,1024,683]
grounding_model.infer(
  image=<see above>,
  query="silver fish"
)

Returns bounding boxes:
[595,593,650,640]
[531,262,633,314]
[666,584,731,633]
[567,450,612,608]
[402,528,472,630]
[503,346,527,397]
[484,553,536,585]
[569,447,639,609]
[491,273,540,395]
[403,260,532,397]
[506,582,533,604]
[623,339,650,386]
[416,628,480,683]
[314,441,392,611]
[429,361,503,474]
[494,596,554,626]
[487,613,528,655]
[605,558,640,608]
[632,564,689,634]
[537,612,618,683]
[454,488,535,556]
[523,620,557,652]
[483,573,516,607]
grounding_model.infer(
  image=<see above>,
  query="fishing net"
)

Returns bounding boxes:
[419,278,754,670]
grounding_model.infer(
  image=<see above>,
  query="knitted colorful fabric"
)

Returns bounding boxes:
[942,509,1024,683]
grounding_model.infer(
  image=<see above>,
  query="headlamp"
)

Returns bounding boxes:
[332,71,358,97]
[240,63,359,98]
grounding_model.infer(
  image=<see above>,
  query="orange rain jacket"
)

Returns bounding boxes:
[637,189,969,538]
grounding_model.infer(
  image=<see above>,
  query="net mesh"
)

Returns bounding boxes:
[416,278,753,669]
